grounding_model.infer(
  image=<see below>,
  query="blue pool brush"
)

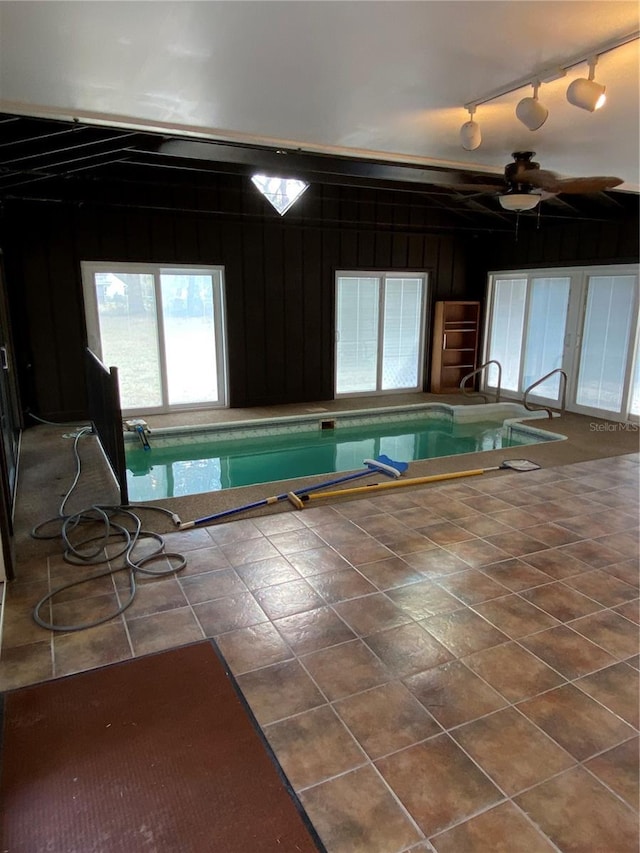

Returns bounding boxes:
[135,424,151,451]
[178,455,408,529]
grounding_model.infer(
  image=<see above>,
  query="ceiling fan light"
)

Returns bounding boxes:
[460,119,481,150]
[498,192,541,212]
[515,95,549,131]
[566,77,606,112]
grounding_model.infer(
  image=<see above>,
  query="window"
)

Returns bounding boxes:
[250,175,309,215]
[335,272,427,396]
[484,264,639,421]
[82,262,227,414]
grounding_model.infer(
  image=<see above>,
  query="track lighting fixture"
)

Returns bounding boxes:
[459,29,637,149]
[460,106,481,151]
[566,57,607,112]
[516,82,549,131]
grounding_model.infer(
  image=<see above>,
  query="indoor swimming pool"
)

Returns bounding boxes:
[124,403,564,501]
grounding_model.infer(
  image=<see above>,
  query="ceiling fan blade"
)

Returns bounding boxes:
[551,176,624,194]
[517,169,562,192]
[453,189,499,200]
[518,169,623,194]
[450,183,503,192]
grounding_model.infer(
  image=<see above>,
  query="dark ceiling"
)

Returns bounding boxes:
[1,112,638,232]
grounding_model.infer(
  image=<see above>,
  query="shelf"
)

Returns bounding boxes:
[443,308,479,324]
[431,300,481,394]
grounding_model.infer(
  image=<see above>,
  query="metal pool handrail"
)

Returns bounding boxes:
[523,369,567,418]
[460,360,502,403]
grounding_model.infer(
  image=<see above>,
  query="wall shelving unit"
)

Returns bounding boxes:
[430,301,481,393]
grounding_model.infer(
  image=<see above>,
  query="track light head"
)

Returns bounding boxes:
[566,57,606,111]
[460,106,481,150]
[567,78,606,111]
[516,82,549,130]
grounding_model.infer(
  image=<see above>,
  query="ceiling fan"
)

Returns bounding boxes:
[454,151,624,211]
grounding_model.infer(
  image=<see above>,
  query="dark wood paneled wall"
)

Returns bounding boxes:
[1,176,637,421]
[474,212,639,272]
[1,179,472,420]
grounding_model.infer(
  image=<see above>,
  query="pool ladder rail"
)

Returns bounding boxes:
[523,369,567,418]
[460,360,502,404]
[461,362,567,419]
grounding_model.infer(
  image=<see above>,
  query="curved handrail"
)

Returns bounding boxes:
[523,369,567,418]
[460,360,502,404]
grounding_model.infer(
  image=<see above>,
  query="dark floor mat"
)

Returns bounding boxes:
[1,641,323,852]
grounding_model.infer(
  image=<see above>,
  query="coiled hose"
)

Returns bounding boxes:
[31,426,186,632]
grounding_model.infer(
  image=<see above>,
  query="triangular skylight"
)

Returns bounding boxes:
[251,174,309,215]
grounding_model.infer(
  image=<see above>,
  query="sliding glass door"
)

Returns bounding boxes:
[573,274,636,416]
[82,262,227,414]
[335,272,427,396]
[484,265,639,421]
[629,345,640,418]
[522,277,571,399]
[485,275,571,405]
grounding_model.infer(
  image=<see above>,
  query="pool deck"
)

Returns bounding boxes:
[8,392,639,560]
[130,392,637,529]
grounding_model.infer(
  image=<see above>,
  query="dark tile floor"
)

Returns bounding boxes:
[1,453,638,852]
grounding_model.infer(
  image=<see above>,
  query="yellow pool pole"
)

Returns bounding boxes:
[286,467,487,508]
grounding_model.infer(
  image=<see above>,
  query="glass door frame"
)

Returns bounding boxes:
[568,269,639,421]
[82,261,228,416]
[483,263,639,422]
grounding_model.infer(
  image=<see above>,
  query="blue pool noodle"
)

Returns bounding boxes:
[178,455,408,529]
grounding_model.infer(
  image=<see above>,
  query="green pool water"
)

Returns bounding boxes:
[125,413,548,502]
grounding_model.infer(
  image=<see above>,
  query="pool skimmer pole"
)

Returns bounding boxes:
[286,459,541,508]
[178,455,408,529]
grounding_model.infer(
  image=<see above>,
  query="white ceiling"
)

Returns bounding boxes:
[1,1,639,191]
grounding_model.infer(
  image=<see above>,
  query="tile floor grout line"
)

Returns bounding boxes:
[46,556,55,677]
[332,695,447,758]
[569,673,639,731]
[297,748,433,851]
[292,755,387,795]
[366,757,432,847]
[415,640,639,757]
[569,602,640,629]
[422,789,512,844]
[433,565,554,601]
[401,841,437,853]
[107,555,137,661]
[266,699,375,787]
[506,633,626,696]
[565,603,640,636]
[427,792,566,853]
[522,578,638,619]
[579,740,640,812]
